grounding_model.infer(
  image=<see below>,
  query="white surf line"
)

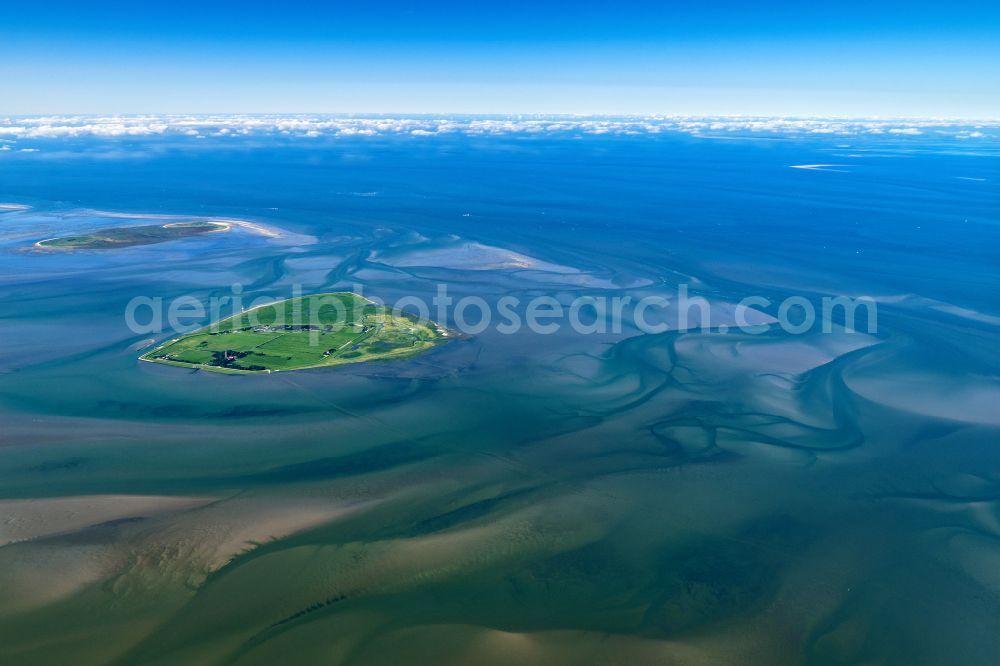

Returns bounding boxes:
[955,176,987,182]
[789,164,852,172]
[0,203,31,210]
[162,220,232,233]
[213,218,282,238]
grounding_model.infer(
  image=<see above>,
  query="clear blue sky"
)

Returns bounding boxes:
[2,0,998,117]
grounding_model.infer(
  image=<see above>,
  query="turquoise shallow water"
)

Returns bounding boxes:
[0,126,998,664]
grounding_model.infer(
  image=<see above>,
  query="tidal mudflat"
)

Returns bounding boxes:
[0,123,998,664]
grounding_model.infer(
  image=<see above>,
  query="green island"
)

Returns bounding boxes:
[37,221,229,249]
[140,292,449,373]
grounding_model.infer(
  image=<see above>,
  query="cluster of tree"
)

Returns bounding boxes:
[211,349,252,367]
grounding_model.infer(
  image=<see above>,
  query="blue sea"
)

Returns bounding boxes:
[0,116,998,664]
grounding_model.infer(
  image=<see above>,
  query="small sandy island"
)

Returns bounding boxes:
[789,164,851,172]
[88,210,284,238]
[36,220,231,250]
[372,238,578,273]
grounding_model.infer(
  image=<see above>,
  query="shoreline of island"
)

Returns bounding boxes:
[139,291,450,374]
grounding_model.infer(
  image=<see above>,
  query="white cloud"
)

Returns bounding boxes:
[0,115,995,143]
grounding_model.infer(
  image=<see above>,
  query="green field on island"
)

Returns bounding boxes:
[37,221,228,249]
[141,292,448,373]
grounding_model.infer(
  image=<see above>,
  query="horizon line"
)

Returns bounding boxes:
[4,112,1000,122]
